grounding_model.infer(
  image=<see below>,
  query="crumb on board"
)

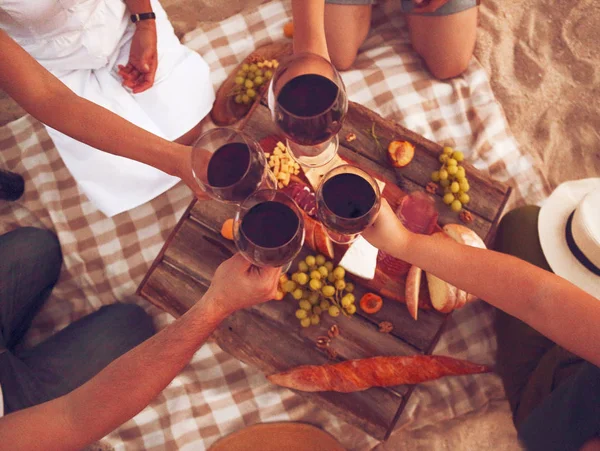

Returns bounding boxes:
[378,321,393,333]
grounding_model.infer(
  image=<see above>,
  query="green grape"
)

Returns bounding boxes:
[300,317,311,328]
[459,179,470,192]
[292,288,303,300]
[345,282,355,293]
[451,199,463,212]
[298,261,309,272]
[440,179,450,188]
[308,292,320,305]
[346,304,357,315]
[439,169,449,181]
[431,171,440,182]
[341,296,353,308]
[254,76,264,86]
[282,280,297,293]
[320,299,331,310]
[296,272,309,285]
[318,266,328,278]
[447,165,458,176]
[313,306,322,315]
[264,69,273,78]
[335,279,346,291]
[309,278,322,291]
[333,266,345,280]
[328,305,341,317]
[327,273,335,283]
[235,76,245,85]
[456,166,466,179]
[452,150,464,162]
[439,154,449,164]
[236,70,245,77]
[459,192,470,204]
[443,193,455,205]
[447,158,458,167]
[255,69,263,77]
[322,285,335,297]
[443,146,454,156]
[242,63,250,71]
[246,71,255,80]
[249,64,258,72]
[324,261,334,272]
[310,270,321,280]
[315,254,326,266]
[305,255,316,267]
[242,95,250,104]
[295,309,307,319]
[450,181,460,193]
[246,88,256,99]
[310,314,320,326]
[299,300,312,311]
[342,293,355,304]
[234,94,243,104]
[244,79,254,89]
[291,272,300,282]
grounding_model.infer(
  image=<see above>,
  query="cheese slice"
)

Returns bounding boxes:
[339,235,379,280]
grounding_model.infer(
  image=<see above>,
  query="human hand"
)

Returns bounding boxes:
[118,21,158,94]
[362,199,411,257]
[411,0,452,13]
[204,253,281,317]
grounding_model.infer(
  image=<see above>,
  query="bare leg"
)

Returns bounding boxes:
[406,7,478,80]
[324,4,372,71]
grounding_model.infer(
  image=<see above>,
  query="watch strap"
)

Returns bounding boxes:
[130,12,156,23]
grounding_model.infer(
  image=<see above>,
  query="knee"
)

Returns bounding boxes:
[5,227,62,281]
[424,53,472,80]
[498,206,541,232]
[98,302,155,343]
[330,49,359,72]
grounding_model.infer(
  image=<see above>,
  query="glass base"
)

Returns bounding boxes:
[286,135,339,168]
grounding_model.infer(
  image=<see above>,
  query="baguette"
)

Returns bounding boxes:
[268,355,491,392]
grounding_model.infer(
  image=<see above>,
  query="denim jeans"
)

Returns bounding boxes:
[0,227,155,414]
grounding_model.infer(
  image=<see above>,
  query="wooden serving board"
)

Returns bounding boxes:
[138,100,511,440]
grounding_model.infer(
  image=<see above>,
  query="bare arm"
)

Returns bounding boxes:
[363,201,600,368]
[0,255,280,451]
[291,0,329,58]
[0,30,190,183]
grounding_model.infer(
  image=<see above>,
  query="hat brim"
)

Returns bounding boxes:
[208,422,345,451]
[538,178,600,299]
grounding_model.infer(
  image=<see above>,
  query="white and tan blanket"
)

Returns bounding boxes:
[0,1,549,449]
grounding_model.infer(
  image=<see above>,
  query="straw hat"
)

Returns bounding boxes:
[538,178,600,298]
[208,422,345,451]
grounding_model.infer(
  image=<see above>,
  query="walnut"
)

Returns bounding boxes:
[315,336,331,349]
[328,324,340,339]
[378,321,393,334]
[325,348,338,360]
[425,182,438,194]
[345,132,357,143]
[459,210,474,224]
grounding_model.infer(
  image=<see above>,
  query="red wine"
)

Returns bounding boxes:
[206,142,263,202]
[322,173,376,219]
[241,201,300,248]
[276,73,343,146]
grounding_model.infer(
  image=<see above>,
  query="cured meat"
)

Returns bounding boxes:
[282,181,317,217]
[397,191,439,235]
[268,355,491,393]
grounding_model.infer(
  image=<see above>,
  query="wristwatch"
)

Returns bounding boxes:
[130,12,156,23]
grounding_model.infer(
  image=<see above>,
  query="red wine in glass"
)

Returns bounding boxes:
[192,128,275,204]
[316,165,381,243]
[234,190,305,268]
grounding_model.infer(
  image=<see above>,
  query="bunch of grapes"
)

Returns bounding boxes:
[232,59,278,105]
[279,254,356,328]
[431,147,470,212]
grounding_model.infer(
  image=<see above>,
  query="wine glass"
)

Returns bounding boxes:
[191,127,276,204]
[234,189,305,270]
[268,52,348,168]
[316,165,381,244]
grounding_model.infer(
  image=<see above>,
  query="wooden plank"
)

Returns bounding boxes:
[213,308,401,441]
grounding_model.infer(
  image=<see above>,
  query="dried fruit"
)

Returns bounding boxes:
[220,218,234,240]
[459,210,474,224]
[360,293,383,314]
[328,324,340,339]
[345,132,357,143]
[315,336,331,349]
[378,321,393,333]
[387,140,415,168]
[283,21,294,38]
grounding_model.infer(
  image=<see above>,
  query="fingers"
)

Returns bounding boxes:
[132,57,157,94]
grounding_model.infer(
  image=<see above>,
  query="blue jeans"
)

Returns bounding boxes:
[0,227,155,414]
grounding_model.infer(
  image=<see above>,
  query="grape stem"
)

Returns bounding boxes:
[364,122,384,156]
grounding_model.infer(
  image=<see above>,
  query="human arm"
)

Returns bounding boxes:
[0,30,204,195]
[291,0,330,59]
[119,0,158,93]
[363,200,600,368]
[0,254,280,451]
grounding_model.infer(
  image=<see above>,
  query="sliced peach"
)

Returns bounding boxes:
[388,140,415,168]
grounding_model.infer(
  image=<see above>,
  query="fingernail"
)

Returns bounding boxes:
[144,64,150,72]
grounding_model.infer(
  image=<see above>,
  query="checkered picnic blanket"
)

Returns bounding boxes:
[0,0,550,449]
